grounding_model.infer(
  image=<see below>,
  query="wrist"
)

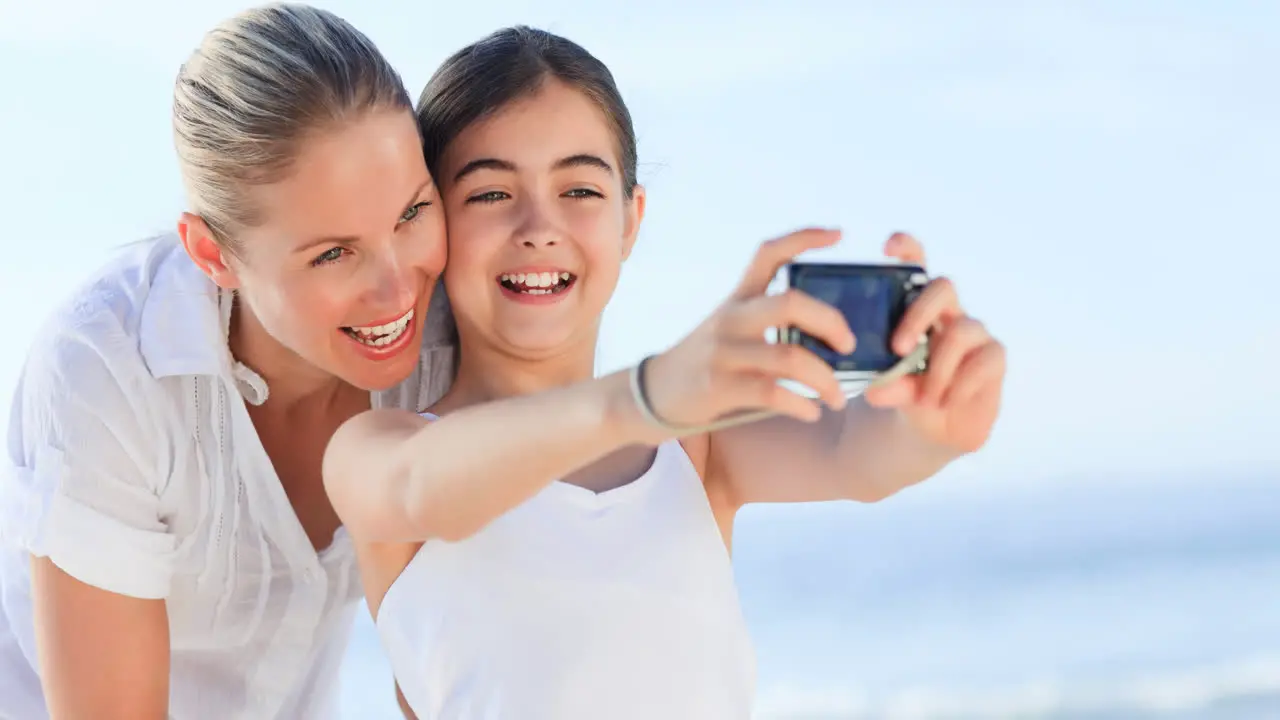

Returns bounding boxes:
[598,367,672,447]
[887,407,964,463]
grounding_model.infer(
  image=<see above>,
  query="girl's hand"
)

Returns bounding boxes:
[864,232,1006,453]
[643,228,854,427]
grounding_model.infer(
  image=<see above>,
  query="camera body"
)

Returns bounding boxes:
[772,261,930,386]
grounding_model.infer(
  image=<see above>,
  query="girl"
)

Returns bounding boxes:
[0,4,452,718]
[325,26,1005,720]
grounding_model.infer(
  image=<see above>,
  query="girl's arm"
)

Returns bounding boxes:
[325,228,854,543]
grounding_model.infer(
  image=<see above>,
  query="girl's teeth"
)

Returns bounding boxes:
[499,271,575,295]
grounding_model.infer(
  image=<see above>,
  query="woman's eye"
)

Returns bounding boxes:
[400,201,431,224]
[564,188,604,199]
[312,247,345,266]
[466,191,510,204]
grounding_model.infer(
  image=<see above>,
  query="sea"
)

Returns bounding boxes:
[336,470,1280,719]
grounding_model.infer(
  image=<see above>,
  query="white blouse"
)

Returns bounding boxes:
[0,236,455,719]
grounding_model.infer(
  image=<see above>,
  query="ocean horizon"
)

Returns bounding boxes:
[336,470,1280,719]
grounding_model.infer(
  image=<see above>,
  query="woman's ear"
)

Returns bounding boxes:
[178,212,241,289]
[620,184,646,262]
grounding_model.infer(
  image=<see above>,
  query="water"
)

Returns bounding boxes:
[338,472,1280,719]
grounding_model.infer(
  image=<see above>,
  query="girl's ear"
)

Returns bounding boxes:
[620,184,646,262]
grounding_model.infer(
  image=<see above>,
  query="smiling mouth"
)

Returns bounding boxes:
[341,307,414,347]
[498,271,577,295]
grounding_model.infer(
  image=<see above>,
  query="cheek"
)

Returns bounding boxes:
[242,273,350,343]
[571,205,628,261]
[444,213,506,276]
[405,214,449,277]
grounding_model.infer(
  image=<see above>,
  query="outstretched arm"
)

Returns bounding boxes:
[325,228,856,545]
[324,370,644,543]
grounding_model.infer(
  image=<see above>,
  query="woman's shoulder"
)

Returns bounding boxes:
[35,235,188,343]
[19,235,202,412]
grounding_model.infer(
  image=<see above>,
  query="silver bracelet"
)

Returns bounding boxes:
[628,355,776,437]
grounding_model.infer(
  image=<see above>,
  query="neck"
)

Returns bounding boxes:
[229,296,360,415]
[442,330,599,412]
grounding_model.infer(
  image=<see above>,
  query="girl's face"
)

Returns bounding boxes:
[436,80,644,360]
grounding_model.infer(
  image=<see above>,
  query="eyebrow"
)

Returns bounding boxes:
[451,153,615,184]
[294,177,433,253]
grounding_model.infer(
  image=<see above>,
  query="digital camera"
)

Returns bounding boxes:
[773,262,931,387]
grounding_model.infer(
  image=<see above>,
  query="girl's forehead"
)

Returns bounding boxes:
[443,82,619,171]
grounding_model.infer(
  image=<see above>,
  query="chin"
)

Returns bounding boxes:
[329,337,423,392]
[337,358,419,393]
[496,329,583,359]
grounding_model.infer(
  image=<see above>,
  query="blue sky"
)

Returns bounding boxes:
[0,0,1275,494]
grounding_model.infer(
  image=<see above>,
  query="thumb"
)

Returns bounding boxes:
[863,375,922,409]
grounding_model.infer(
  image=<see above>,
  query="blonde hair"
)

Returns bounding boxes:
[172,3,411,249]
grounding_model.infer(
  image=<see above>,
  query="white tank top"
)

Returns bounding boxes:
[375,424,756,720]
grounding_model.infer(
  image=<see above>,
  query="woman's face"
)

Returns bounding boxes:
[435,80,645,360]
[184,108,447,392]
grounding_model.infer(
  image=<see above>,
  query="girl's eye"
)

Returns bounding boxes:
[466,190,510,205]
[312,247,345,266]
[564,188,604,199]
[400,201,432,224]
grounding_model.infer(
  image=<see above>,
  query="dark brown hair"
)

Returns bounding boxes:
[416,26,638,197]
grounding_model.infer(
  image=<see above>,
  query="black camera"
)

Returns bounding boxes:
[773,262,930,386]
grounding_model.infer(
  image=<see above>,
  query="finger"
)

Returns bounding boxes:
[726,289,855,355]
[919,317,991,406]
[942,340,1007,408]
[884,232,926,267]
[716,342,846,410]
[892,276,963,355]
[732,228,842,299]
[863,374,922,409]
[735,374,824,423]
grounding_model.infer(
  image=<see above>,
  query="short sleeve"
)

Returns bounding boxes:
[0,316,176,599]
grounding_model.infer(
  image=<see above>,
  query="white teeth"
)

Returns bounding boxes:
[346,308,414,347]
[499,271,576,295]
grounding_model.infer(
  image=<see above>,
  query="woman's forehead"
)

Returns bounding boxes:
[245,111,430,249]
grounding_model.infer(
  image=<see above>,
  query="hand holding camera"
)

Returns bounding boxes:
[636,228,1005,454]
[862,232,1006,454]
[640,228,854,428]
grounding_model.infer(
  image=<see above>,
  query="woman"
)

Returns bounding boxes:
[0,4,452,718]
[325,26,1006,720]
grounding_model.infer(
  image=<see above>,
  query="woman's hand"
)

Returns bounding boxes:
[863,232,1006,453]
[643,228,853,427]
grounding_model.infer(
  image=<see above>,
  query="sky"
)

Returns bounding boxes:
[0,0,1275,495]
